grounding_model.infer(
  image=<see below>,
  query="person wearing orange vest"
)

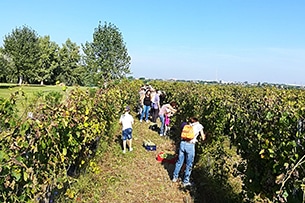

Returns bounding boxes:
[172,117,206,187]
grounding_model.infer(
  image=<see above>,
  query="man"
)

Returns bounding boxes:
[172,117,206,187]
[119,106,134,153]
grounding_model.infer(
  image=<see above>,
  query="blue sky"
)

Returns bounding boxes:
[1,0,305,85]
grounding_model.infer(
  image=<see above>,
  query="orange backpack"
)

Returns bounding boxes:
[181,124,195,140]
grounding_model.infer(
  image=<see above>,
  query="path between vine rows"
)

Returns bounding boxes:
[97,118,199,203]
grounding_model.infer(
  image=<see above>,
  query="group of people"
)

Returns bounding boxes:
[138,84,177,136]
[119,85,206,188]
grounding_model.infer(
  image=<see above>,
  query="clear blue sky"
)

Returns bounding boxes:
[1,0,305,85]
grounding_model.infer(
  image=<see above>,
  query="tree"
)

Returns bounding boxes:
[35,36,60,85]
[54,39,81,86]
[82,21,131,86]
[0,48,11,83]
[2,25,40,85]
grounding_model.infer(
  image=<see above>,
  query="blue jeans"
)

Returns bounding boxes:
[173,140,195,184]
[140,105,151,121]
[122,128,132,140]
[159,114,165,135]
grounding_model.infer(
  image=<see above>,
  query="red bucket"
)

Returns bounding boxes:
[156,151,177,164]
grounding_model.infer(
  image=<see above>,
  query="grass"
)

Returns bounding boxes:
[55,115,245,203]
[56,116,195,203]
[0,83,87,116]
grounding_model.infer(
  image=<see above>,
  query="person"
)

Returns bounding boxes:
[119,106,134,153]
[159,91,166,106]
[138,87,146,116]
[140,90,152,122]
[164,113,171,136]
[151,90,161,123]
[159,101,177,136]
[172,117,206,187]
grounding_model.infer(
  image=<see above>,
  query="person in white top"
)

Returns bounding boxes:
[158,101,177,136]
[119,106,134,153]
[172,117,206,187]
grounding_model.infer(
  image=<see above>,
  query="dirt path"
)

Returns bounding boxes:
[97,119,195,203]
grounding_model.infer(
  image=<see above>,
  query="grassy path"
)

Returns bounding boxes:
[96,119,195,203]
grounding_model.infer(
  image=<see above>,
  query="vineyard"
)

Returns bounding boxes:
[1,80,305,202]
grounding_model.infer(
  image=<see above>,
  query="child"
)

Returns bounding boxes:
[164,113,171,136]
[119,106,134,153]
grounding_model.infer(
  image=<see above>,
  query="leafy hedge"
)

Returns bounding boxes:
[3,79,305,202]
[0,80,141,202]
[149,81,305,202]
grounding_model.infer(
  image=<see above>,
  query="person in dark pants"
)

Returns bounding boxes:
[140,90,152,122]
[151,90,161,123]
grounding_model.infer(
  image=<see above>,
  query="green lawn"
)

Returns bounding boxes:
[0,83,69,99]
[0,83,85,116]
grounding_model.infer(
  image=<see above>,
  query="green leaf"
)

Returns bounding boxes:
[283,190,289,200]
[63,148,67,156]
[284,162,289,168]
[41,141,46,149]
[23,171,29,181]
[268,148,274,154]
[0,150,9,162]
[12,170,21,181]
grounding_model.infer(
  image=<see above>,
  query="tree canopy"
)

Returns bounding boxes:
[82,21,131,86]
[0,22,132,86]
[2,25,40,85]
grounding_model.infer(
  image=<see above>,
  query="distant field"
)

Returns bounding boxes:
[0,83,62,98]
[0,83,88,116]
[0,83,71,99]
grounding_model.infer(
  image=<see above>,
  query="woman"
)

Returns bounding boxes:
[151,90,161,123]
[140,90,152,122]
[158,101,177,136]
[172,117,205,187]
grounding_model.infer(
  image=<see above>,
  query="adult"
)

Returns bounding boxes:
[151,90,161,123]
[172,117,206,186]
[159,91,166,106]
[119,106,134,153]
[158,101,177,136]
[138,87,146,116]
[140,90,152,122]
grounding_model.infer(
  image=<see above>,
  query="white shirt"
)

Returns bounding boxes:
[189,122,204,143]
[119,112,134,130]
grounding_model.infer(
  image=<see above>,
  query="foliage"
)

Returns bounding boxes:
[0,47,15,83]
[36,36,60,85]
[0,79,141,202]
[2,25,40,85]
[149,81,305,202]
[55,39,82,86]
[82,21,131,86]
[0,21,131,86]
[3,80,305,202]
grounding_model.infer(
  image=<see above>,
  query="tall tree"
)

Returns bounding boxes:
[82,21,131,86]
[35,36,60,85]
[0,48,10,83]
[55,39,81,86]
[2,25,40,85]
